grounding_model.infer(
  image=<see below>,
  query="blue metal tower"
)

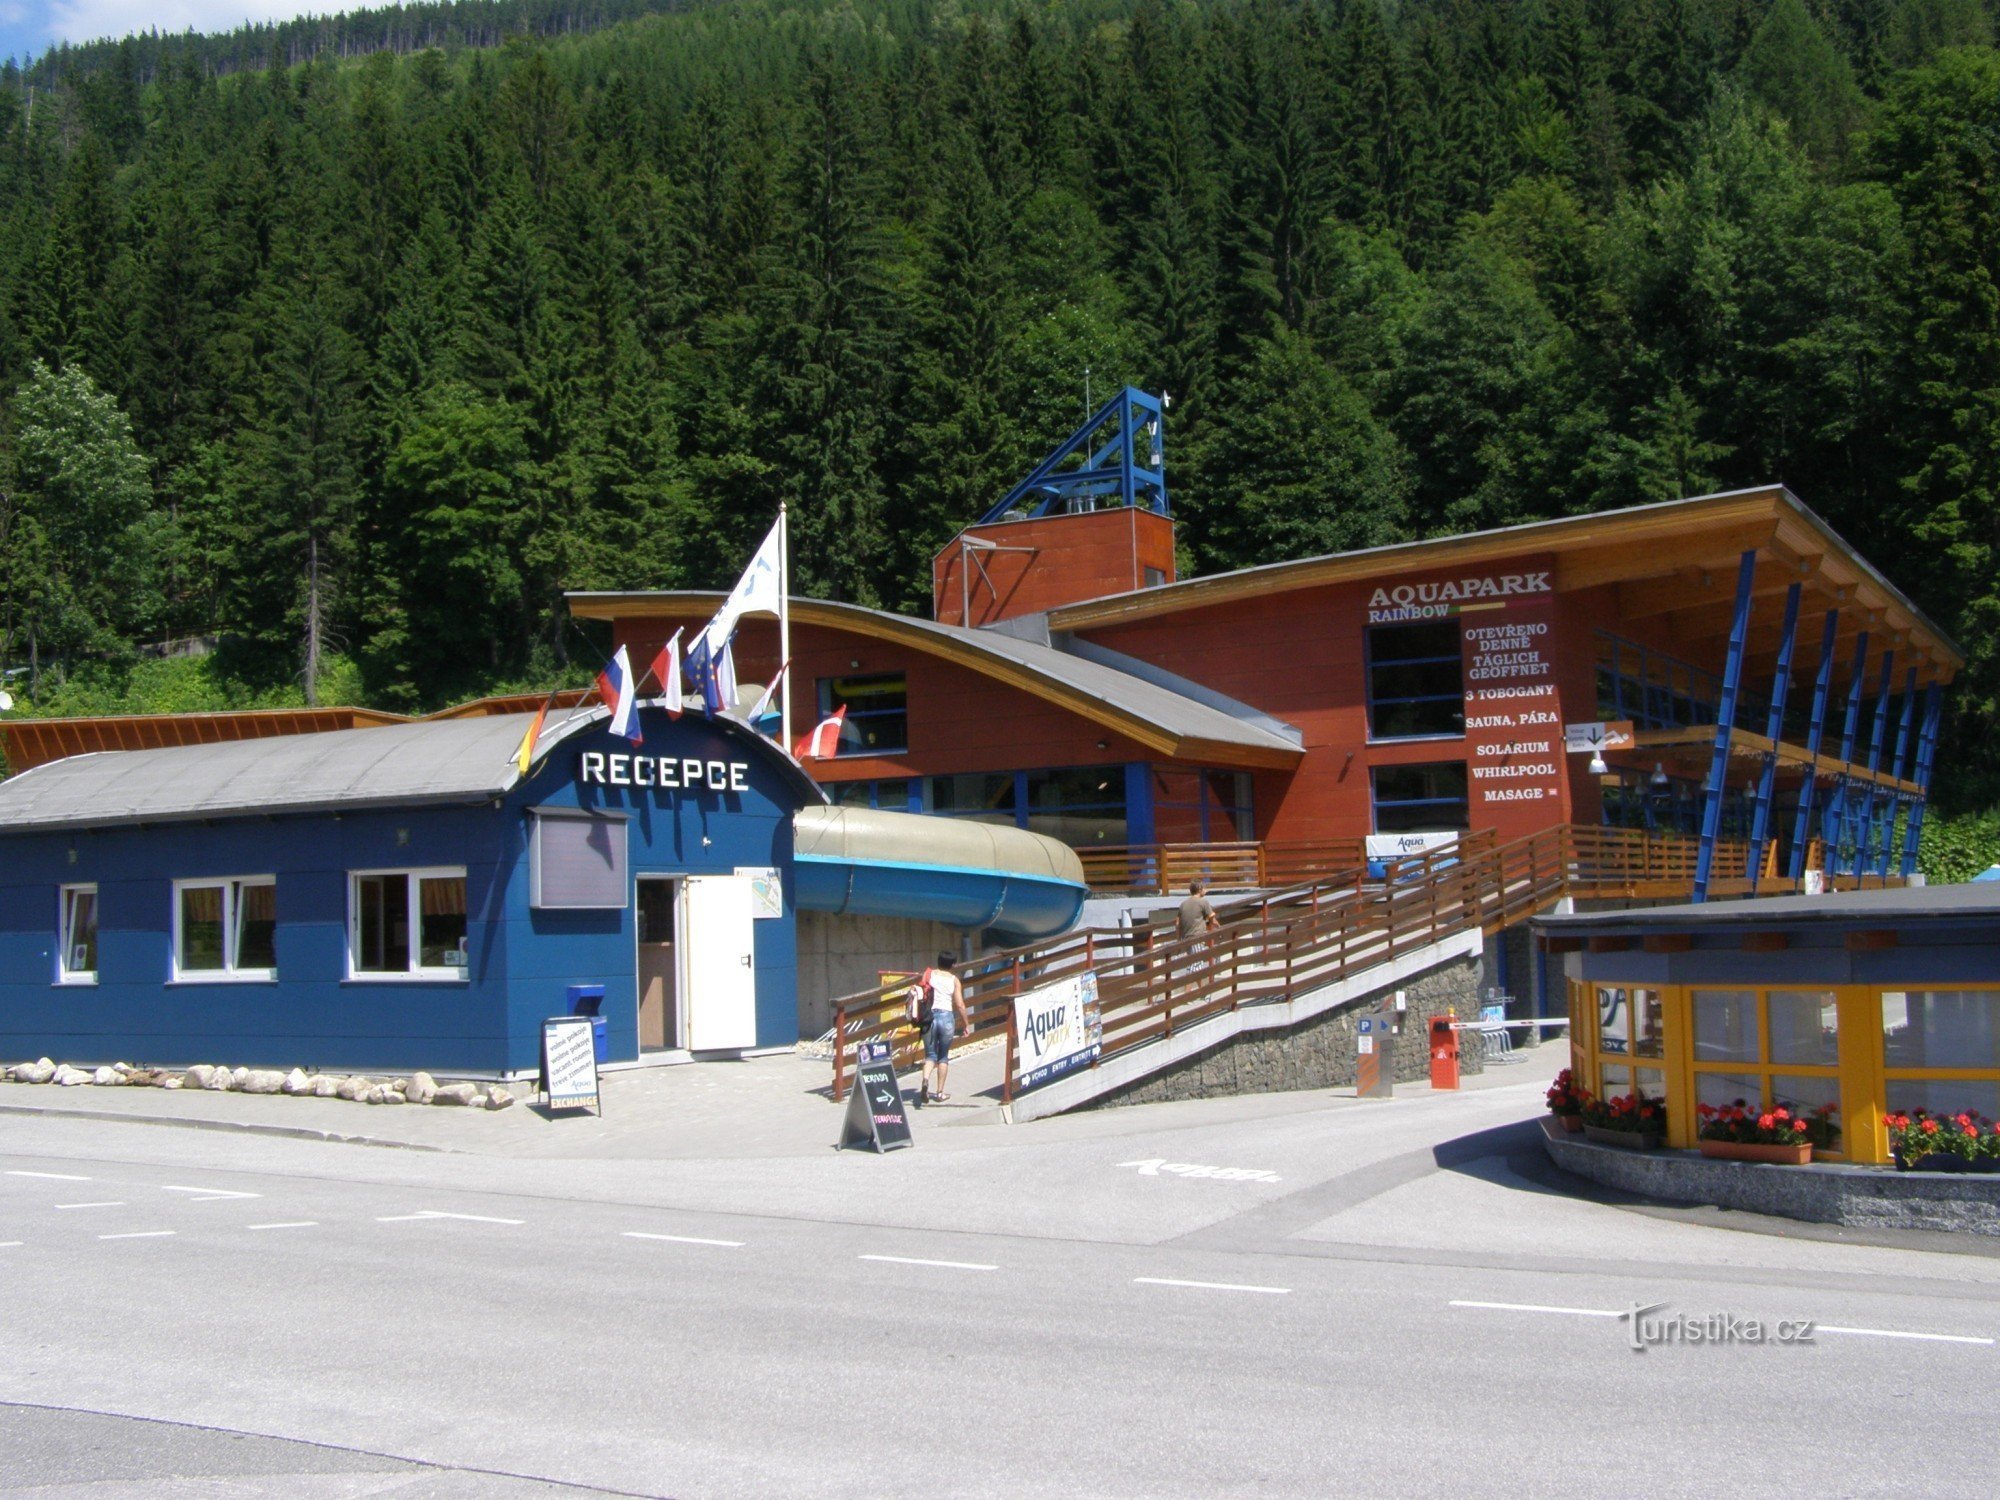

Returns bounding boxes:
[978,386,1169,522]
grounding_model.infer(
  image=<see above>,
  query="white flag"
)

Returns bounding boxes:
[711,516,784,643]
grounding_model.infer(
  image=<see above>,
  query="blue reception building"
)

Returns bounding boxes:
[0,704,1084,1076]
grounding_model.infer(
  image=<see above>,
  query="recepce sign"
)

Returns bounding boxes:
[578,752,750,792]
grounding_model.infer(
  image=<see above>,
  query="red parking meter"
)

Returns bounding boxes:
[1429,1015,1460,1091]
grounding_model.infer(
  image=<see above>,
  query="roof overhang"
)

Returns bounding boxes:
[1042,487,1964,683]
[566,594,1303,771]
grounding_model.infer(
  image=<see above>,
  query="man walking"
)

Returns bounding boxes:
[1176,877,1222,994]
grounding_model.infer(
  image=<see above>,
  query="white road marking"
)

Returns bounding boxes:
[1118,1158,1282,1182]
[99,1230,176,1241]
[0,1241,21,1248]
[7,1171,90,1181]
[860,1254,997,1272]
[624,1232,743,1248]
[1818,1324,1995,1346]
[162,1186,261,1202]
[246,1222,318,1231]
[376,1211,524,1226]
[55,1201,125,1210]
[1450,1300,1623,1319]
[1135,1277,1291,1295]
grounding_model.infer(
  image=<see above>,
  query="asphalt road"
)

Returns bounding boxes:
[3,1072,1997,1498]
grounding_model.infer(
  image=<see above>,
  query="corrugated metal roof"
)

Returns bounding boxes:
[1534,881,2000,930]
[0,712,550,833]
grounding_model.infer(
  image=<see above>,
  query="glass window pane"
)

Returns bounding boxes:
[356,875,407,974]
[931,774,1018,823]
[1633,1067,1664,1102]
[180,885,226,972]
[1696,1070,1767,1112]
[1596,986,1631,1056]
[1692,989,1759,1062]
[1600,1064,1632,1095]
[1882,991,2000,1071]
[1631,988,1665,1058]
[1768,990,1838,1066]
[235,882,277,971]
[817,674,907,755]
[1767,1073,1841,1116]
[419,876,468,970]
[1884,1078,2000,1123]
[64,888,98,976]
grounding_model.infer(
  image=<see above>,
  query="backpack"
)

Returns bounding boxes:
[905,968,936,1029]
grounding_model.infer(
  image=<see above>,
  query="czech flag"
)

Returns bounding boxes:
[596,645,643,743]
[794,704,846,760]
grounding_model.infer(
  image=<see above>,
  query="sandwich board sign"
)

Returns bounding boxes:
[539,1015,601,1115]
[840,1055,913,1152]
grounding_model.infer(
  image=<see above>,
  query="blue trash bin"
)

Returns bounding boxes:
[567,984,608,1065]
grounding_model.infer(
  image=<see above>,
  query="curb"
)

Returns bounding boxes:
[0,1101,453,1153]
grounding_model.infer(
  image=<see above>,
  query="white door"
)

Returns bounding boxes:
[681,875,758,1051]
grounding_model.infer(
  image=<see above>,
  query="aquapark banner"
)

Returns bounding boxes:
[1013,972,1103,1093]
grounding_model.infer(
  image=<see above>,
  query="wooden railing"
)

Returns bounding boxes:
[827,823,1903,1102]
[1076,839,1370,895]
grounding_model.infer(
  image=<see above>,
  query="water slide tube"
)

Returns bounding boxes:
[791,805,1087,942]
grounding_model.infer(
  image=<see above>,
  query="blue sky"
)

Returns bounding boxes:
[3,1,332,67]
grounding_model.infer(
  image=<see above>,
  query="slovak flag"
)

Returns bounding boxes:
[794,704,846,760]
[595,645,643,743]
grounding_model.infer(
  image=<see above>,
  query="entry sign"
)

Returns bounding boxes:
[840,1057,912,1152]
[1564,720,1636,754]
[539,1015,601,1115]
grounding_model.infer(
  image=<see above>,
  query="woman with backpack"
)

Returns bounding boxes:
[914,953,969,1104]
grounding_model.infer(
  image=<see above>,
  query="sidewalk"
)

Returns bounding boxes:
[0,1042,1564,1162]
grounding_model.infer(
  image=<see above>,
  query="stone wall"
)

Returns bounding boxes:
[1084,950,1485,1110]
[795,912,969,1040]
[1541,1120,2000,1236]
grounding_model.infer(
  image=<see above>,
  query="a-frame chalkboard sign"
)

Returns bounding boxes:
[839,1057,913,1152]
[538,1015,602,1116]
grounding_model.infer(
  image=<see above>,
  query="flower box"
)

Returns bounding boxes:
[1901,1154,2000,1175]
[1584,1124,1662,1150]
[1558,1113,1585,1133]
[1699,1139,1811,1166]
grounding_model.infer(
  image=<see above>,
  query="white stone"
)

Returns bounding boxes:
[240,1070,285,1095]
[310,1077,341,1098]
[230,1066,250,1088]
[183,1064,216,1090]
[163,1076,183,1090]
[432,1082,479,1107]
[482,1088,515,1111]
[207,1067,234,1091]
[91,1066,120,1086]
[282,1068,311,1096]
[336,1077,373,1102]
[54,1065,90,1086]
[405,1071,437,1105]
[377,1088,408,1106]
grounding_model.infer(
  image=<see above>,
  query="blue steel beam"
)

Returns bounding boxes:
[1901,684,1943,876]
[983,386,1168,521]
[1853,648,1895,879]
[1822,631,1870,877]
[1747,581,1802,892]
[1694,549,1758,903]
[1881,667,1919,877]
[1787,611,1841,881]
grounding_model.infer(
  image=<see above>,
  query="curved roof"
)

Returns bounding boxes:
[565,594,1304,769]
[794,804,1085,887]
[0,705,823,835]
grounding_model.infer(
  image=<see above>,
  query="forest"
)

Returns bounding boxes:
[1,0,1999,824]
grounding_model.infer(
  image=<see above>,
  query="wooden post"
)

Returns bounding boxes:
[832,1004,848,1101]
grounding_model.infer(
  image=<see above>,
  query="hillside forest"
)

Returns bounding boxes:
[2,0,2000,828]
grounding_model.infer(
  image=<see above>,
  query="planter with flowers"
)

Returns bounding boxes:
[1695,1100,1839,1164]
[1545,1069,1588,1132]
[1885,1109,2000,1173]
[1580,1092,1666,1149]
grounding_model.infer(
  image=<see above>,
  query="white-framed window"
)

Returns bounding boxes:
[58,884,99,984]
[349,867,468,980]
[172,877,277,981]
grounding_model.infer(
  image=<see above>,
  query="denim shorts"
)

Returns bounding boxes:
[924,1014,956,1065]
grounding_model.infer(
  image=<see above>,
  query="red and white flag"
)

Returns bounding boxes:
[649,630,683,719]
[793,704,846,760]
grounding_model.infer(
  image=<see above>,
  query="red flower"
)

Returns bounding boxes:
[1758,1113,1777,1130]
[1921,1119,1940,1135]
[1793,1120,1808,1133]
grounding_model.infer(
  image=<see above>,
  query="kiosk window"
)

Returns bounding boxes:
[351,869,468,978]
[533,812,629,909]
[1372,762,1469,833]
[59,884,98,983]
[816,673,907,755]
[1366,620,1464,739]
[173,877,276,980]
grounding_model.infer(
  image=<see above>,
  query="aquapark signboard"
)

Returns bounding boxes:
[1366,570,1551,625]
[1013,972,1104,1093]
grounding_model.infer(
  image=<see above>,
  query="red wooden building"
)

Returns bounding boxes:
[571,484,1962,893]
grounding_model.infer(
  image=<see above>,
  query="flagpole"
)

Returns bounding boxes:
[778,503,793,754]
